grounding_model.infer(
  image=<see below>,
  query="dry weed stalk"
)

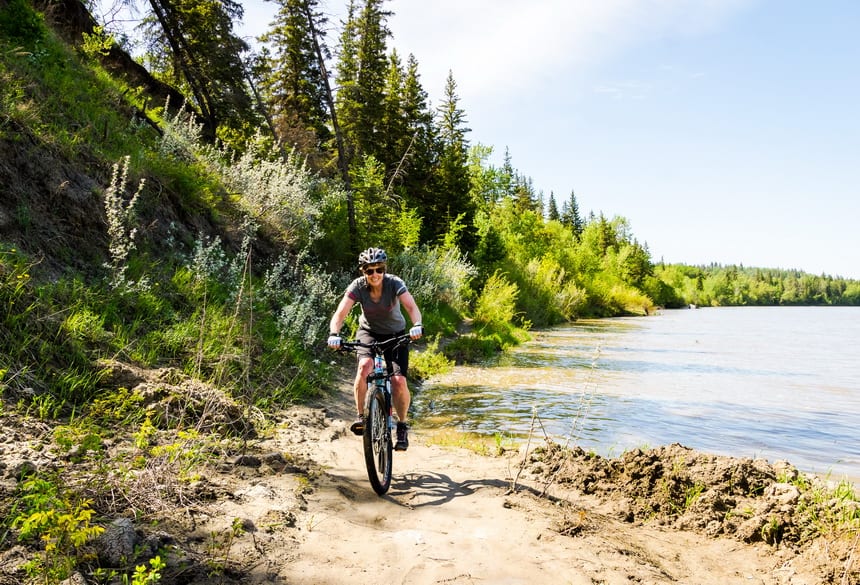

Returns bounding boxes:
[510,344,602,498]
[842,531,859,585]
[533,345,604,497]
[510,406,555,495]
[509,345,600,497]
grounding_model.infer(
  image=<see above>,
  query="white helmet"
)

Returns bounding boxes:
[358,247,387,267]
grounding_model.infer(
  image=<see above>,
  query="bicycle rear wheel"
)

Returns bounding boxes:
[363,385,393,495]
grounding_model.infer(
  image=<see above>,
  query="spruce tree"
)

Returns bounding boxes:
[379,49,407,174]
[334,0,361,168]
[397,54,437,222]
[547,191,559,221]
[335,0,392,166]
[512,174,538,213]
[561,189,584,240]
[501,147,515,199]
[433,71,475,251]
[257,0,332,166]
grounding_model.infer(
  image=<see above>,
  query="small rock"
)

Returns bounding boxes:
[97,518,139,566]
[765,483,800,506]
[60,572,87,585]
[230,454,262,468]
[259,509,297,531]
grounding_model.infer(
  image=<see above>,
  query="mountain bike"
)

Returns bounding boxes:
[339,334,411,495]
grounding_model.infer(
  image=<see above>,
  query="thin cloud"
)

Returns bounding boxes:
[387,0,753,102]
[593,80,652,100]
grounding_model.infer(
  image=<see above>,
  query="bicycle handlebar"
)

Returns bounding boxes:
[337,333,412,355]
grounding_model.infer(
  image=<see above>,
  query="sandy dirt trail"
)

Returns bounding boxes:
[202,402,816,585]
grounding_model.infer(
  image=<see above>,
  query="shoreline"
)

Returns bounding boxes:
[1,368,857,584]
[412,313,860,490]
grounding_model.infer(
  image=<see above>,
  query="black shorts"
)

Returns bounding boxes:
[355,328,409,377]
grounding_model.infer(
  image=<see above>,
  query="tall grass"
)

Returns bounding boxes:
[0,3,153,162]
[1,245,102,406]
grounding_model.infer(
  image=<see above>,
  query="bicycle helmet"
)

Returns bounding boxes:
[358,247,387,267]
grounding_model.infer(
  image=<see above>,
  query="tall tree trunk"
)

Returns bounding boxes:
[243,63,280,147]
[148,0,217,139]
[300,1,356,255]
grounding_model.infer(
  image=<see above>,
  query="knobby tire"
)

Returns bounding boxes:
[363,385,393,495]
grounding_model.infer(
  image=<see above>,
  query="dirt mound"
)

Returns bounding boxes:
[525,441,859,581]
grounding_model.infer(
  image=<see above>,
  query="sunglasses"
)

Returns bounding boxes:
[363,266,386,275]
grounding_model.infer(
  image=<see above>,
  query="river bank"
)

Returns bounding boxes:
[3,367,858,584]
[0,384,860,585]
[264,389,858,585]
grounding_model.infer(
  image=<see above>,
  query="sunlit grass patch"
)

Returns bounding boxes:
[419,427,517,457]
[781,471,860,542]
[409,337,454,381]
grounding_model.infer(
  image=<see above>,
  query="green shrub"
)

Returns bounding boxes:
[441,335,500,364]
[10,475,104,583]
[0,0,46,45]
[275,261,342,349]
[53,425,105,462]
[408,337,453,381]
[606,283,655,316]
[473,271,519,328]
[392,245,476,313]
[513,256,586,326]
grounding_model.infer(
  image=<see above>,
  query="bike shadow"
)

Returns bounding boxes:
[384,471,532,508]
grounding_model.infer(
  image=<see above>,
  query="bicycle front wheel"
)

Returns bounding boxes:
[363,385,393,495]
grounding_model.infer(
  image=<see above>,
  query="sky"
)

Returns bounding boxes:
[108,0,860,279]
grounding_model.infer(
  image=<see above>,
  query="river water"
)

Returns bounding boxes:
[414,307,860,482]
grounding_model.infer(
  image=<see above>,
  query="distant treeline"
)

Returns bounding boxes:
[652,264,860,308]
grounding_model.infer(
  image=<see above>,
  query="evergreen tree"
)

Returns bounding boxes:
[433,70,475,251]
[511,174,539,212]
[335,0,391,167]
[619,238,653,288]
[257,0,332,165]
[560,189,584,240]
[334,0,361,167]
[501,146,515,199]
[595,212,615,255]
[547,191,559,221]
[354,0,390,163]
[397,54,437,218]
[379,49,407,174]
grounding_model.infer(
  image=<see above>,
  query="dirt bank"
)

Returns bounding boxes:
[1,380,857,585]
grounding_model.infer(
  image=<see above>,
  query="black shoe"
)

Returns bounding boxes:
[350,416,364,436]
[394,422,409,451]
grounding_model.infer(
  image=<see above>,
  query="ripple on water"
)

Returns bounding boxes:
[415,308,860,482]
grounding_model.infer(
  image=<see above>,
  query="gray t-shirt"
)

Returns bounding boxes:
[346,274,408,334]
